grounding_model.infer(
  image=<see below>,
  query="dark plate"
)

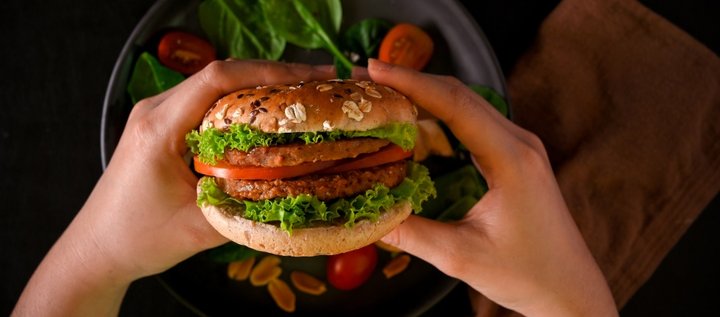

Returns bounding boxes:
[101,0,506,316]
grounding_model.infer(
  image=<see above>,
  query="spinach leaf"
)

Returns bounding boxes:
[205,242,260,263]
[469,84,509,117]
[198,0,285,60]
[126,52,184,104]
[340,18,394,66]
[260,0,353,76]
[419,164,486,220]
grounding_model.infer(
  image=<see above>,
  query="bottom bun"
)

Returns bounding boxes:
[201,201,412,257]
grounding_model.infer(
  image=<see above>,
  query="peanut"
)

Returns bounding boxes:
[383,254,411,279]
[250,255,282,286]
[290,271,327,295]
[268,279,296,313]
[227,257,256,281]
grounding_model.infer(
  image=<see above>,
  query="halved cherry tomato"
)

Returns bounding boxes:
[193,157,338,180]
[319,144,412,174]
[327,245,378,290]
[378,23,434,70]
[157,31,216,75]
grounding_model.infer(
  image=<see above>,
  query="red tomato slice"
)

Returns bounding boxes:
[193,144,412,180]
[327,245,378,290]
[193,157,338,180]
[319,145,412,174]
[157,31,216,75]
[378,23,434,70]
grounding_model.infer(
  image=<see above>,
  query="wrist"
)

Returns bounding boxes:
[14,222,133,316]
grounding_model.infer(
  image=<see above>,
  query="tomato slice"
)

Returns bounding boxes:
[319,145,412,174]
[193,145,412,180]
[378,23,434,70]
[193,157,338,180]
[327,245,378,290]
[157,31,216,75]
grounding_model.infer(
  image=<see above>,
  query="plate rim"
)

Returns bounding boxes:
[100,0,505,315]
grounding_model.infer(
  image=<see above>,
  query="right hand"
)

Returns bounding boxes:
[367,59,617,317]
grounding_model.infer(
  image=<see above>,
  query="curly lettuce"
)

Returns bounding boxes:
[197,161,436,234]
[186,122,417,164]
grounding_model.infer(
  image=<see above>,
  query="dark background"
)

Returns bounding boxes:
[1,0,717,316]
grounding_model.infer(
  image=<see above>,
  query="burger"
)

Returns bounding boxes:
[186,79,435,256]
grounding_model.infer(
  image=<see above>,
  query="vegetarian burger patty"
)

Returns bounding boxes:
[224,138,391,167]
[217,161,407,201]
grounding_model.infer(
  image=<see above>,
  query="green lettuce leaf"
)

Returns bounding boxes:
[197,161,435,234]
[186,122,417,164]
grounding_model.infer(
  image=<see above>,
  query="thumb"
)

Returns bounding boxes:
[381,215,464,276]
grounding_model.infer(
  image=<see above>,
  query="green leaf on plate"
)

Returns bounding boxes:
[339,18,394,65]
[419,164,486,220]
[206,242,260,263]
[260,0,353,76]
[198,0,286,60]
[469,84,509,117]
[126,52,184,104]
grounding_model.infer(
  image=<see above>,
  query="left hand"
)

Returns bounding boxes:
[14,60,334,316]
[84,60,335,279]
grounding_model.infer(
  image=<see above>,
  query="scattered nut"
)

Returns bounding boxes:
[375,240,403,254]
[227,257,256,281]
[290,271,327,295]
[250,255,282,286]
[284,103,307,123]
[382,254,411,279]
[342,100,363,121]
[268,279,296,313]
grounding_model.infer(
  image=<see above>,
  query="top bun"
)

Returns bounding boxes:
[201,80,417,133]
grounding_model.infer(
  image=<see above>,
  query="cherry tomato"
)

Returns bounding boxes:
[327,245,378,290]
[157,31,216,75]
[378,23,434,70]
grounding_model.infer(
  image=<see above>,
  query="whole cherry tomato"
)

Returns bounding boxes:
[378,23,434,70]
[157,31,216,75]
[326,244,378,290]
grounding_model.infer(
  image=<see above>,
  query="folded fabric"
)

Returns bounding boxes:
[473,0,720,315]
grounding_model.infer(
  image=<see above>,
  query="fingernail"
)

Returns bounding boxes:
[368,58,392,71]
[312,64,336,74]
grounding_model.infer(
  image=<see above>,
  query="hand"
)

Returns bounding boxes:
[368,59,617,317]
[14,60,334,316]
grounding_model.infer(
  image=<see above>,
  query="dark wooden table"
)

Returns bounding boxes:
[1,0,717,315]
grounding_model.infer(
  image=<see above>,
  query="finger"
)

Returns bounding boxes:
[368,59,517,174]
[381,215,466,277]
[154,60,336,141]
[174,201,229,252]
[352,66,370,80]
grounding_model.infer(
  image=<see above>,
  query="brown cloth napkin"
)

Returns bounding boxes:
[473,0,720,315]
